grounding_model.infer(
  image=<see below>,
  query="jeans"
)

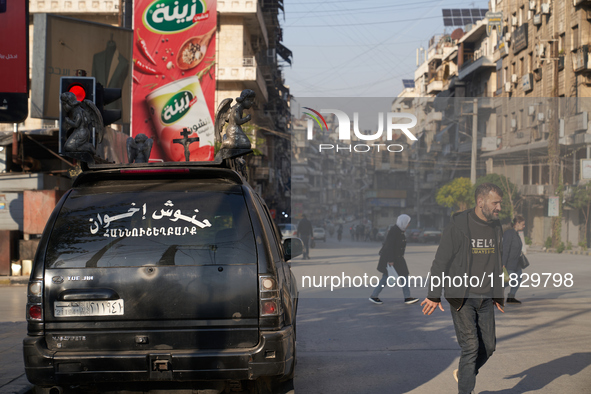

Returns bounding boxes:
[507,268,522,297]
[450,296,496,394]
[370,272,411,299]
[301,235,310,258]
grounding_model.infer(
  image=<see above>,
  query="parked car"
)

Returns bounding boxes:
[313,227,326,242]
[406,228,422,243]
[418,228,443,243]
[23,162,302,394]
[376,227,389,242]
[278,223,298,239]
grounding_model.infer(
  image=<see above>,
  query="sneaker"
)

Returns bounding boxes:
[369,297,383,304]
[506,297,522,304]
[404,297,419,304]
[453,369,458,382]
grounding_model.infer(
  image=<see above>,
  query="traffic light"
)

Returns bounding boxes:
[59,76,96,154]
[96,84,122,126]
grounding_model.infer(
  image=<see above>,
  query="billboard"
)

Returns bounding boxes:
[0,0,29,123]
[31,14,133,124]
[132,0,217,162]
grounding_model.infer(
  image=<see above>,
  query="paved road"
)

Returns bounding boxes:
[2,238,590,393]
[0,285,30,394]
[290,237,591,393]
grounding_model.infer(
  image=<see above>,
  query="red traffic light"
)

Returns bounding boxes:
[68,84,87,101]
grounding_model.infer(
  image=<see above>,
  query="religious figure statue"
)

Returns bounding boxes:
[60,92,104,160]
[127,133,153,163]
[215,89,254,150]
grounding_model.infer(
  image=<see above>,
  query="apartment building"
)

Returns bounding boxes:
[400,0,591,246]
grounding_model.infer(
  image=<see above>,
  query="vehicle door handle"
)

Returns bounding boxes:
[58,288,120,301]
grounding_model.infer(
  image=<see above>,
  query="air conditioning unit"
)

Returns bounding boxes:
[538,112,545,121]
[533,14,542,25]
[541,3,550,14]
[529,105,536,116]
[512,16,518,26]
[505,32,512,42]
[537,43,546,57]
[584,74,591,86]
[505,82,512,92]
[529,0,536,10]
[512,74,518,83]
[511,119,517,129]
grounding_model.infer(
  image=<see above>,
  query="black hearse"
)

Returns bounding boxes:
[23,162,301,394]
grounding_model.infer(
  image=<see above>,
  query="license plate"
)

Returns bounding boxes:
[54,300,124,317]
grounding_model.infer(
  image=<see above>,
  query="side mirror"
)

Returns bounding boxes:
[283,237,304,261]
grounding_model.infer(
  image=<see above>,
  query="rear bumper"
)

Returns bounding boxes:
[24,326,294,387]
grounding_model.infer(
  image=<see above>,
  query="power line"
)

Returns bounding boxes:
[287,15,441,28]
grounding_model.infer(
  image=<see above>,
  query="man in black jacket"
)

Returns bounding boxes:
[297,214,313,259]
[421,183,505,394]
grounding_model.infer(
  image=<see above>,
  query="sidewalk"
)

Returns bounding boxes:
[527,244,591,256]
[0,322,32,394]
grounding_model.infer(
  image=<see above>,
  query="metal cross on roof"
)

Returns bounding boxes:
[173,128,200,161]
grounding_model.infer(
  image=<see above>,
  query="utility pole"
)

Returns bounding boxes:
[471,99,478,184]
[549,35,562,248]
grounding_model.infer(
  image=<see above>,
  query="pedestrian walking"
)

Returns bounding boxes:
[421,183,505,394]
[502,215,526,304]
[298,214,313,260]
[337,224,343,242]
[369,214,419,305]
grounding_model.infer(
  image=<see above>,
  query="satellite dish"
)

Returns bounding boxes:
[451,28,464,41]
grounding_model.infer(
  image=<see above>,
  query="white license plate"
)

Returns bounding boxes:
[54,300,124,317]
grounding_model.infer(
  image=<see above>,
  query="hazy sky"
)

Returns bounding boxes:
[282,0,491,98]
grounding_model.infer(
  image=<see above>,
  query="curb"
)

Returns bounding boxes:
[536,249,591,256]
[0,276,28,286]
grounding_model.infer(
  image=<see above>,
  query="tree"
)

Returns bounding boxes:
[436,177,473,213]
[569,183,591,247]
[474,173,521,221]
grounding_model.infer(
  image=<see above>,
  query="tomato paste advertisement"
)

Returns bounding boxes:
[132,0,216,162]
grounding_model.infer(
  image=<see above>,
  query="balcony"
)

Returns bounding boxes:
[427,80,443,94]
[29,0,119,13]
[459,55,495,80]
[217,57,268,102]
[218,0,268,46]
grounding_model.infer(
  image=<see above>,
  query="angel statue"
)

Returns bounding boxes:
[215,89,255,150]
[60,92,104,159]
[127,133,153,163]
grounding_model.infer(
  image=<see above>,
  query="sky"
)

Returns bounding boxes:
[282,0,491,99]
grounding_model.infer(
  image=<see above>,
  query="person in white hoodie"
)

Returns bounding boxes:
[369,214,419,305]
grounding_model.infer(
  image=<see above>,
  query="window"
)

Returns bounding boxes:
[559,33,565,54]
[572,25,579,51]
[497,60,503,91]
[523,165,530,185]
[528,52,533,73]
[519,6,524,26]
[46,189,257,268]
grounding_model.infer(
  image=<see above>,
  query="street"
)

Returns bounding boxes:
[2,237,590,393]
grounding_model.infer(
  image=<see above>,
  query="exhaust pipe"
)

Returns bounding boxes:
[49,387,63,394]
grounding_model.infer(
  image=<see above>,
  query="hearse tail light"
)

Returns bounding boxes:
[259,275,280,317]
[28,305,42,320]
[27,280,43,322]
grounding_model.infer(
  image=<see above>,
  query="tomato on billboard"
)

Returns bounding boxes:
[132,0,216,162]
